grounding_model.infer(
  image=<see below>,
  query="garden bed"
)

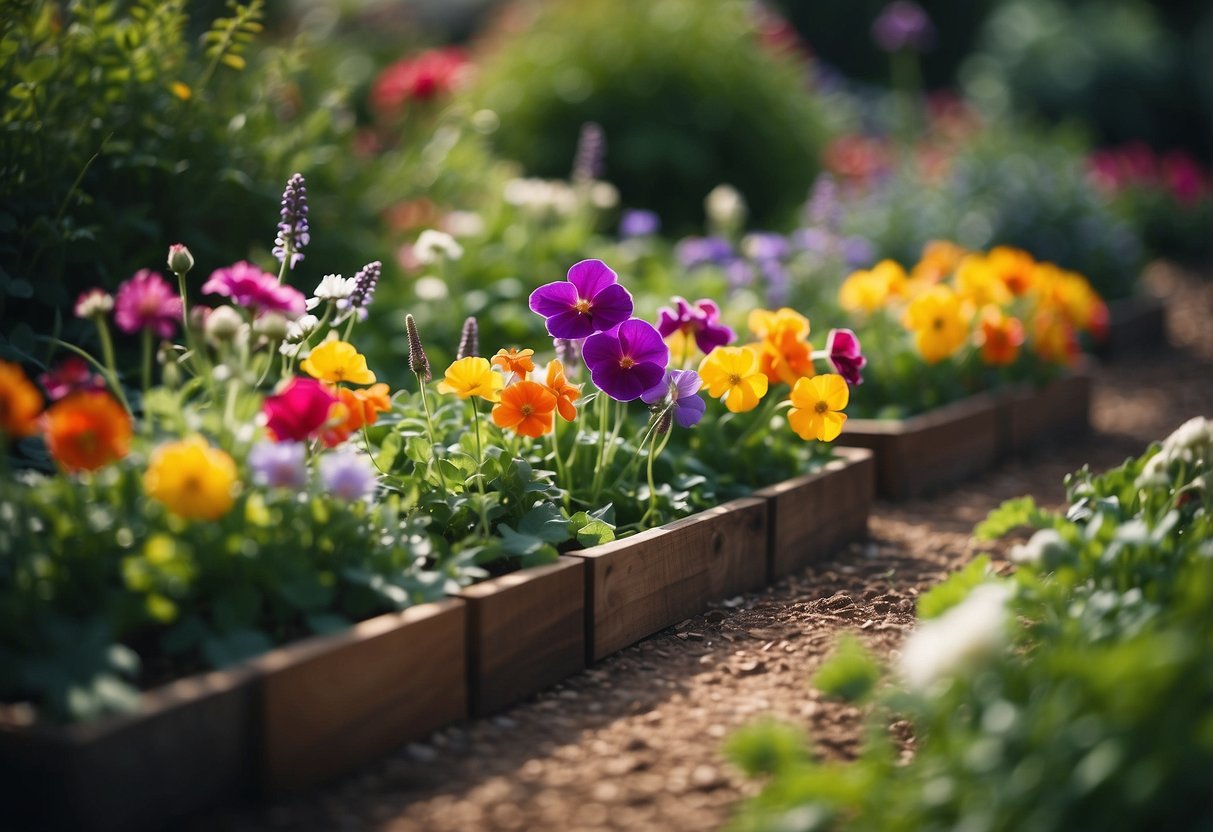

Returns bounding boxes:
[1098,293,1168,360]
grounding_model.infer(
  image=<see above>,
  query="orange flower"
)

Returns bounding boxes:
[43,390,132,472]
[491,347,535,378]
[0,359,43,438]
[976,309,1024,367]
[543,360,581,422]
[747,308,815,385]
[1031,307,1079,367]
[492,380,557,438]
[988,246,1037,297]
[910,240,966,285]
[323,383,393,447]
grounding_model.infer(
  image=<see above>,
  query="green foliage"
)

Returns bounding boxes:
[915,555,996,619]
[975,495,1047,540]
[466,0,831,231]
[810,635,881,703]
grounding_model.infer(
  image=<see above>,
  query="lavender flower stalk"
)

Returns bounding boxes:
[405,313,431,382]
[273,173,310,274]
[346,260,382,321]
[456,316,480,360]
[571,122,606,184]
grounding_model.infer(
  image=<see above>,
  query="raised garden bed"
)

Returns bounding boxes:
[1099,294,1168,360]
[1000,370,1092,457]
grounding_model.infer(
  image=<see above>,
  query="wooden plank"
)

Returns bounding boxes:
[569,498,768,663]
[840,392,1003,500]
[1001,371,1092,457]
[756,447,874,579]
[456,557,585,716]
[0,664,259,832]
[1098,294,1167,360]
[256,598,467,795]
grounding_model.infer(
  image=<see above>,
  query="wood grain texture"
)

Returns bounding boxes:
[1099,294,1167,360]
[840,392,1004,500]
[0,664,259,832]
[570,498,768,663]
[1001,371,1092,457]
[755,447,875,579]
[457,557,585,716]
[257,598,467,795]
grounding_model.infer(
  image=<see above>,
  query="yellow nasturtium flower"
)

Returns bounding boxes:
[144,437,238,521]
[987,246,1037,297]
[698,346,769,413]
[904,286,969,364]
[839,260,907,313]
[955,255,1011,310]
[437,356,503,402]
[300,340,376,385]
[788,374,849,442]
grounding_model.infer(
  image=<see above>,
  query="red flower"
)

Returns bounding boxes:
[263,377,339,442]
[371,48,469,118]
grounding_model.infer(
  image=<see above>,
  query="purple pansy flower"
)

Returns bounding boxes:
[641,369,705,429]
[872,1,935,53]
[826,328,867,386]
[742,232,790,262]
[676,236,734,270]
[583,318,669,402]
[202,261,307,315]
[619,209,660,239]
[248,441,309,489]
[656,297,735,355]
[529,259,633,340]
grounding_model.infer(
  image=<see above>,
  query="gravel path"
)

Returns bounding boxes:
[195,266,1213,832]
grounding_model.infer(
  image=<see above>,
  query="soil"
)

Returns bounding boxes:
[193,265,1213,832]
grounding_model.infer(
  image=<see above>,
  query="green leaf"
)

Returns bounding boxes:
[518,502,573,543]
[811,635,882,703]
[976,496,1048,541]
[212,584,260,633]
[202,628,272,668]
[161,616,208,655]
[916,556,996,620]
[376,431,402,471]
[725,720,811,777]
[304,613,351,636]
[497,525,548,557]
[569,511,615,547]
[277,574,334,612]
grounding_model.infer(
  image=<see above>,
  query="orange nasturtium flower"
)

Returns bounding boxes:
[492,380,557,438]
[987,246,1037,297]
[1031,307,1079,367]
[543,360,581,422]
[437,357,503,402]
[904,286,969,364]
[491,347,536,378]
[44,390,132,472]
[910,240,967,285]
[0,359,43,438]
[839,260,907,313]
[788,374,849,442]
[747,307,815,385]
[698,346,769,413]
[976,309,1025,367]
[144,437,238,521]
[324,383,393,446]
[300,339,377,385]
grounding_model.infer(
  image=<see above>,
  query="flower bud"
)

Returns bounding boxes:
[404,313,431,382]
[74,289,114,320]
[167,243,195,275]
[456,316,480,360]
[254,312,290,341]
[204,305,243,344]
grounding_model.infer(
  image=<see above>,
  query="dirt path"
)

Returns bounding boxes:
[196,267,1213,832]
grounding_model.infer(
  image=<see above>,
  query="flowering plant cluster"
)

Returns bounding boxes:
[835,241,1107,417]
[729,416,1213,830]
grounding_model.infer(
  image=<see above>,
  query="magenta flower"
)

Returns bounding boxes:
[529,259,633,340]
[113,269,182,337]
[38,356,106,401]
[872,1,935,53]
[263,377,339,442]
[583,319,669,402]
[826,328,867,386]
[640,369,705,428]
[656,297,736,355]
[202,261,307,315]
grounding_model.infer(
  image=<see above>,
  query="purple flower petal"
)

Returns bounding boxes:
[529,281,578,318]
[589,282,634,332]
[567,259,618,300]
[694,321,735,354]
[669,368,702,399]
[673,395,706,428]
[590,360,665,402]
[616,319,669,367]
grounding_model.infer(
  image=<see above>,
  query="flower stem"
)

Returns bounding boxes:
[417,372,440,479]
[638,426,672,530]
[94,318,132,415]
[471,397,490,537]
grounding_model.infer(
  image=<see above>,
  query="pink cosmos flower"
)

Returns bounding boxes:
[263,377,339,442]
[38,356,106,401]
[113,270,182,337]
[202,261,306,315]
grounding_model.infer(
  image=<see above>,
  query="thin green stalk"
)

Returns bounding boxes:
[140,329,152,403]
[589,391,610,500]
[638,426,673,530]
[90,319,132,415]
[470,397,490,536]
[417,373,440,479]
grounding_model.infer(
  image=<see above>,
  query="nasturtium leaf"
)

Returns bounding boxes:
[202,628,273,668]
[916,557,997,620]
[569,511,615,547]
[304,613,351,636]
[518,503,573,543]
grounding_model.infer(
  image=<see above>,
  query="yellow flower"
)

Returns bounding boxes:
[747,307,810,341]
[436,356,503,402]
[788,374,849,442]
[987,246,1036,297]
[904,286,969,364]
[955,255,1011,310]
[839,260,907,313]
[300,340,376,385]
[698,346,769,413]
[144,437,238,521]
[910,240,967,285]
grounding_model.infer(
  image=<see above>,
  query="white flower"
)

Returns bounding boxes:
[589,181,619,210]
[503,178,576,217]
[1161,416,1212,461]
[204,305,243,344]
[1135,451,1172,490]
[899,583,1013,693]
[284,314,319,343]
[74,289,114,319]
[1009,528,1067,566]
[414,229,464,264]
[307,274,356,310]
[705,184,747,232]
[253,311,290,340]
[414,276,449,301]
[443,211,486,238]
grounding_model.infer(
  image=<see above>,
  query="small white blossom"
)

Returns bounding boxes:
[589,181,619,210]
[414,276,449,301]
[307,274,356,310]
[900,583,1012,694]
[1009,528,1066,566]
[414,230,464,264]
[74,289,114,319]
[204,305,243,344]
[705,184,747,233]
[1161,416,1212,461]
[443,211,486,238]
[284,314,319,343]
[1135,451,1172,490]
[253,311,290,340]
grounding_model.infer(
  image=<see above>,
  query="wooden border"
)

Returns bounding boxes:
[0,663,259,832]
[838,392,1003,500]
[567,497,768,663]
[1000,371,1092,458]
[456,557,585,716]
[755,447,875,579]
[255,598,467,795]
[1098,294,1167,360]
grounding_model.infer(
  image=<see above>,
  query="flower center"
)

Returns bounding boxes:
[728,373,742,386]
[619,356,635,369]
[932,316,945,331]
[520,404,534,417]
[814,400,828,414]
[182,474,202,494]
[574,298,592,314]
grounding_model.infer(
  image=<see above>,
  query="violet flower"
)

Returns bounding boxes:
[676,236,734,270]
[114,269,182,337]
[826,328,867,386]
[345,260,382,320]
[619,209,660,239]
[582,319,669,402]
[529,259,633,340]
[571,121,606,183]
[872,1,935,52]
[248,440,309,489]
[640,369,705,429]
[273,173,310,270]
[320,451,379,501]
[202,262,307,315]
[741,232,790,263]
[656,297,735,355]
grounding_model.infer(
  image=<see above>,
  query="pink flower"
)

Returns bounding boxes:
[113,269,182,337]
[38,356,106,401]
[263,377,339,442]
[202,261,306,315]
[371,48,468,118]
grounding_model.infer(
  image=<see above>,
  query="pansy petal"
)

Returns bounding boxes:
[694,322,735,354]
[582,329,622,368]
[588,283,634,332]
[640,373,670,405]
[616,319,669,367]
[669,368,702,399]
[673,394,706,428]
[566,259,618,299]
[819,411,847,442]
[545,308,597,340]
[819,374,850,411]
[529,281,579,317]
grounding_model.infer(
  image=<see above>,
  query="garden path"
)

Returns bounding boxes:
[195,266,1213,832]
